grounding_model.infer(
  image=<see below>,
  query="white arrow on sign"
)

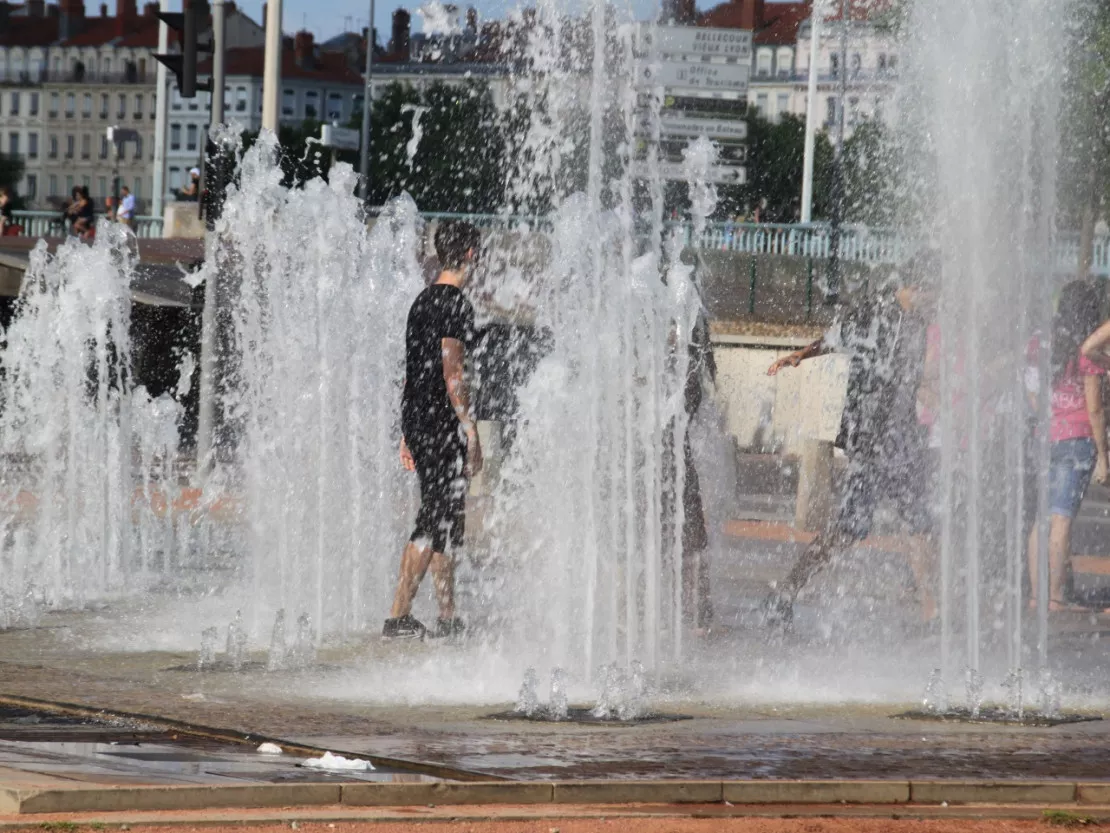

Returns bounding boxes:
[320,124,360,151]
[637,60,751,96]
[632,160,747,185]
[635,115,748,141]
[635,24,753,60]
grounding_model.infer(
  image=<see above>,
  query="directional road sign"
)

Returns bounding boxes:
[635,24,753,61]
[632,160,746,185]
[636,114,749,142]
[321,124,360,151]
[637,60,751,97]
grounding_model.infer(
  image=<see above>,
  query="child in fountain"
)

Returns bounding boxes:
[1024,281,1108,612]
[764,251,940,626]
[383,220,483,641]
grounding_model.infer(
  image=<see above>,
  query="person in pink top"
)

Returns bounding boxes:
[1027,281,1108,612]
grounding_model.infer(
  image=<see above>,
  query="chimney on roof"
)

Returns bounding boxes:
[465,5,476,32]
[739,0,764,30]
[294,30,314,68]
[142,2,156,15]
[115,0,136,34]
[58,0,85,40]
[99,3,106,14]
[27,0,45,16]
[391,8,410,59]
[224,0,234,13]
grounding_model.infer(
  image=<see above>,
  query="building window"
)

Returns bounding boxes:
[133,177,141,198]
[81,133,90,159]
[236,86,247,112]
[776,93,789,116]
[28,132,38,159]
[874,97,884,123]
[29,92,39,116]
[282,88,295,117]
[9,91,19,116]
[52,56,61,75]
[148,94,155,118]
[170,123,181,150]
[65,134,75,159]
[756,49,772,78]
[878,54,887,72]
[99,93,109,118]
[186,124,197,151]
[851,53,862,77]
[134,135,143,159]
[103,57,111,76]
[82,175,89,190]
[353,93,364,115]
[49,135,58,158]
[65,175,74,196]
[829,53,839,77]
[49,175,58,197]
[305,89,319,119]
[134,93,143,118]
[172,85,182,110]
[888,55,898,72]
[8,133,18,156]
[169,166,181,190]
[187,91,197,111]
[98,176,107,197]
[826,96,837,127]
[777,47,793,78]
[848,96,859,126]
[49,92,59,117]
[117,93,126,119]
[65,92,75,117]
[82,92,91,117]
[327,91,342,120]
[100,135,109,158]
[755,93,768,114]
[25,174,36,199]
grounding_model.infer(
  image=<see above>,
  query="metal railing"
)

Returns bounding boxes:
[12,208,1110,276]
[10,210,164,239]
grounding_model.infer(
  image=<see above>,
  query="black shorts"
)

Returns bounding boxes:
[837,444,936,542]
[405,423,467,554]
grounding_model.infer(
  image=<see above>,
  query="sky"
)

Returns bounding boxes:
[260,0,798,46]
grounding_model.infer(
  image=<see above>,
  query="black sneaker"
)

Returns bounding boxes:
[429,617,465,639]
[382,615,426,640]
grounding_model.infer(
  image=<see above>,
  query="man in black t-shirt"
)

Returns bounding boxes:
[384,220,483,641]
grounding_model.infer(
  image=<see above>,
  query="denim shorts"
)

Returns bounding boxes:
[1049,437,1096,519]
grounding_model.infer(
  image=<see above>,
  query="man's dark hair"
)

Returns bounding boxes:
[434,220,481,270]
[1052,280,1101,386]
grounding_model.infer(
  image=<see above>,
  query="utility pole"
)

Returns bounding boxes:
[799,1,821,223]
[152,9,169,217]
[261,0,282,131]
[196,0,228,475]
[826,0,848,302]
[358,0,375,203]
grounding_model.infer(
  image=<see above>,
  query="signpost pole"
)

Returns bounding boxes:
[800,5,821,223]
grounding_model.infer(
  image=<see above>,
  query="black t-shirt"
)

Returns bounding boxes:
[834,290,928,458]
[0,202,12,224]
[402,283,476,436]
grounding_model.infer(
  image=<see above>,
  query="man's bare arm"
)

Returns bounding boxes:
[442,337,482,474]
[767,337,828,376]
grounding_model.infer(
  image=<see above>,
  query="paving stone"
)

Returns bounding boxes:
[1076,784,1110,803]
[553,781,723,804]
[723,780,909,804]
[341,781,553,806]
[910,781,1076,804]
[14,784,342,814]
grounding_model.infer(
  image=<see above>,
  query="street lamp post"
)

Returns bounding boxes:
[826,0,848,302]
[358,0,375,204]
[799,1,821,224]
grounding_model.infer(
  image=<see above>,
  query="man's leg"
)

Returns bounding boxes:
[389,538,433,619]
[429,552,455,621]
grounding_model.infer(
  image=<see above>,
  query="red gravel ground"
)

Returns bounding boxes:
[1,818,1089,833]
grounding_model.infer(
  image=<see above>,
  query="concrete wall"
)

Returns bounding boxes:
[711,337,847,455]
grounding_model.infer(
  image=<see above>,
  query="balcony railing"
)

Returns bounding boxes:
[9,210,163,239]
[4,69,153,86]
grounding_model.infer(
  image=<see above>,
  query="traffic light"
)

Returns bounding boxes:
[154,0,211,98]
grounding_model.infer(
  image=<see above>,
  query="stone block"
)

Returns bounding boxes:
[911,781,1076,804]
[724,780,909,804]
[15,784,342,814]
[341,781,553,806]
[552,781,722,804]
[1076,783,1110,804]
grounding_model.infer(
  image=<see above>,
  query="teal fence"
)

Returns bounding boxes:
[10,210,164,240]
[12,209,1110,277]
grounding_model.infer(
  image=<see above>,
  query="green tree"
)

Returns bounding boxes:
[840,121,902,227]
[0,152,27,208]
[1059,0,1110,273]
[730,113,833,223]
